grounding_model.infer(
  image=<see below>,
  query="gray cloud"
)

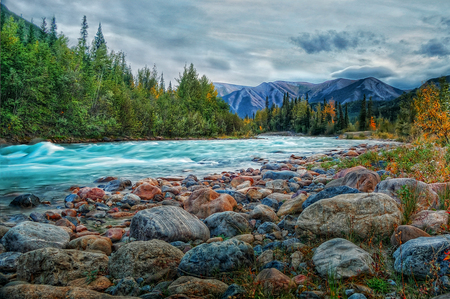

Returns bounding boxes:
[207,58,231,71]
[331,66,396,79]
[416,38,450,57]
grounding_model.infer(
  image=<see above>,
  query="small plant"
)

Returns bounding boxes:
[327,269,342,299]
[83,269,99,284]
[367,277,390,293]
[397,184,421,225]
[438,185,450,210]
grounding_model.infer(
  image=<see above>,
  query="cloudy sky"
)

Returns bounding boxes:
[4,0,450,89]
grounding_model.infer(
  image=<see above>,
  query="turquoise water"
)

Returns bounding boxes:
[0,136,385,212]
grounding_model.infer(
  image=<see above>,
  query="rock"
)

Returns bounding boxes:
[0,273,8,286]
[221,283,246,299]
[236,181,252,189]
[263,170,300,180]
[375,178,439,209]
[266,179,289,192]
[0,226,10,238]
[296,193,401,239]
[277,193,307,217]
[341,168,380,192]
[290,251,304,269]
[134,177,159,188]
[167,276,228,297]
[55,218,76,231]
[313,238,374,279]
[333,166,366,179]
[232,234,254,244]
[178,239,254,277]
[257,222,280,234]
[67,276,112,292]
[348,294,367,299]
[130,206,210,242]
[9,194,40,208]
[246,188,272,201]
[121,193,141,206]
[249,205,279,222]
[105,228,125,242]
[77,187,105,200]
[184,189,237,219]
[0,284,138,299]
[391,225,431,247]
[266,192,293,202]
[1,221,70,253]
[231,176,254,188]
[0,252,22,272]
[109,240,183,283]
[216,190,247,203]
[261,197,279,210]
[411,210,448,234]
[108,277,140,296]
[257,250,274,265]
[204,211,251,238]
[17,247,108,286]
[132,183,162,200]
[104,179,131,192]
[255,268,296,294]
[324,178,345,189]
[302,186,360,210]
[393,235,450,279]
[278,215,297,233]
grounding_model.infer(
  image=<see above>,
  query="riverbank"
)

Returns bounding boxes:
[1,140,449,299]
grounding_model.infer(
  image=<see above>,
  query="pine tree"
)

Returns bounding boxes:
[39,17,47,41]
[93,23,106,52]
[338,103,344,130]
[28,18,36,44]
[78,16,89,54]
[359,94,367,130]
[345,104,349,129]
[266,96,271,131]
[159,73,165,93]
[17,19,26,44]
[367,96,373,127]
[48,16,57,46]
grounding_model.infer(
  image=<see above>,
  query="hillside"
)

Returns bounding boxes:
[1,3,40,31]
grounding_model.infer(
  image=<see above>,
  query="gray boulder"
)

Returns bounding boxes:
[178,239,254,277]
[9,194,40,208]
[1,221,70,253]
[204,211,251,238]
[262,171,300,180]
[393,235,450,279]
[302,186,360,210]
[313,238,374,279]
[0,252,22,272]
[130,206,210,242]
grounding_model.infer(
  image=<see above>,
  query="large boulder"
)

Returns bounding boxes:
[177,239,254,277]
[411,210,448,234]
[375,178,439,209]
[302,186,360,210]
[167,276,228,297]
[296,193,401,239]
[66,235,113,256]
[0,284,137,299]
[341,168,380,192]
[393,235,450,279]
[391,225,431,247]
[109,240,184,283]
[184,188,237,219]
[9,194,40,208]
[17,248,109,286]
[313,238,374,279]
[262,170,300,180]
[204,211,251,238]
[130,206,210,242]
[1,221,70,253]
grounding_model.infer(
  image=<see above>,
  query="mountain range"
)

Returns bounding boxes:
[214,77,405,118]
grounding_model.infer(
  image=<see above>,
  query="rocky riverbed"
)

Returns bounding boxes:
[0,142,449,299]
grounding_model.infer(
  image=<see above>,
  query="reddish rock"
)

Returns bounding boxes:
[134,178,159,189]
[391,225,431,247]
[77,187,105,201]
[231,176,254,188]
[132,183,162,200]
[342,168,381,193]
[333,166,366,179]
[74,201,88,208]
[109,212,134,218]
[203,174,222,181]
[184,188,237,219]
[76,225,87,233]
[411,210,448,234]
[55,218,76,231]
[255,268,296,294]
[68,275,112,291]
[105,228,125,242]
[61,209,77,217]
[44,211,62,220]
[293,274,308,285]
[95,176,117,183]
[76,231,100,238]
[67,235,112,255]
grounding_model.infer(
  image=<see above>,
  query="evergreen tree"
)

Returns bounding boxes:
[159,73,165,93]
[358,94,367,130]
[48,16,57,46]
[93,23,106,52]
[27,18,36,44]
[345,104,349,129]
[39,17,47,41]
[0,8,5,29]
[78,16,89,57]
[367,96,373,126]
[17,19,26,44]
[338,102,344,130]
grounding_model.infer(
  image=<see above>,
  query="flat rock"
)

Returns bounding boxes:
[313,238,374,279]
[276,193,307,217]
[262,170,300,180]
[167,276,228,297]
[204,211,251,238]
[1,221,70,253]
[130,206,210,242]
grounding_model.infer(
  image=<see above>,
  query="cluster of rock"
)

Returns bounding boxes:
[1,142,449,298]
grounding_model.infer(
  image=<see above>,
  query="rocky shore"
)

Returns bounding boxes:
[1,142,449,299]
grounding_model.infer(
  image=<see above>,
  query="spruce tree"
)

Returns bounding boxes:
[266,96,271,131]
[345,104,349,129]
[48,16,57,46]
[39,17,47,41]
[367,96,373,126]
[17,19,26,44]
[358,94,367,130]
[28,18,36,44]
[93,23,106,52]
[338,103,344,130]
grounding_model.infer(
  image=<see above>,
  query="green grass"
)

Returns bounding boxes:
[396,184,421,225]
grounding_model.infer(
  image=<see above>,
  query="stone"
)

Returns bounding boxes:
[348,294,367,299]
[204,211,251,238]
[246,188,272,201]
[262,170,300,180]
[167,276,228,297]
[77,187,105,200]
[313,238,374,279]
[266,179,289,193]
[0,226,10,238]
[178,239,254,277]
[17,248,108,286]
[130,206,210,242]
[393,235,450,279]
[296,193,401,239]
[221,283,246,299]
[232,234,254,244]
[333,166,366,179]
[302,186,360,210]
[375,178,439,209]
[236,181,251,189]
[411,210,448,234]
[132,183,162,200]
[255,268,296,294]
[341,168,380,193]
[66,235,113,255]
[391,225,431,247]
[134,177,159,188]
[9,194,40,208]
[1,221,70,253]
[231,176,254,188]
[277,193,307,217]
[184,188,237,219]
[0,252,22,272]
[257,222,280,234]
[290,251,304,269]
[324,178,345,189]
[266,192,292,202]
[55,218,76,231]
[105,228,125,242]
[261,197,279,210]
[121,193,141,206]
[0,284,138,299]
[104,179,131,192]
[108,277,140,296]
[278,215,297,233]
[257,250,274,265]
[249,204,279,222]
[67,276,112,292]
[109,240,184,283]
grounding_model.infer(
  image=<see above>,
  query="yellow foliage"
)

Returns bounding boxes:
[369,116,376,131]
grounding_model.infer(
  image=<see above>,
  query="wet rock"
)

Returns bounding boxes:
[1,221,70,253]
[255,268,296,295]
[302,186,360,210]
[109,240,184,283]
[77,187,105,200]
[121,193,141,206]
[296,193,401,239]
[391,225,431,247]
[249,204,278,222]
[55,218,76,231]
[9,194,40,208]
[411,210,448,234]
[167,276,228,297]
[262,170,300,180]
[66,235,113,256]
[313,238,374,279]
[0,252,22,272]
[132,183,162,200]
[17,247,109,285]
[130,206,210,242]
[204,211,251,238]
[184,188,237,219]
[178,239,254,277]
[104,179,132,192]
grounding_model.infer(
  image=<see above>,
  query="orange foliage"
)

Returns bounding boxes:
[369,116,376,131]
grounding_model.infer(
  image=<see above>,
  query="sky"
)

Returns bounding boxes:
[4,0,450,90]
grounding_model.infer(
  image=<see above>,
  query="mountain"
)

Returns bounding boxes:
[1,3,40,31]
[215,77,405,118]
